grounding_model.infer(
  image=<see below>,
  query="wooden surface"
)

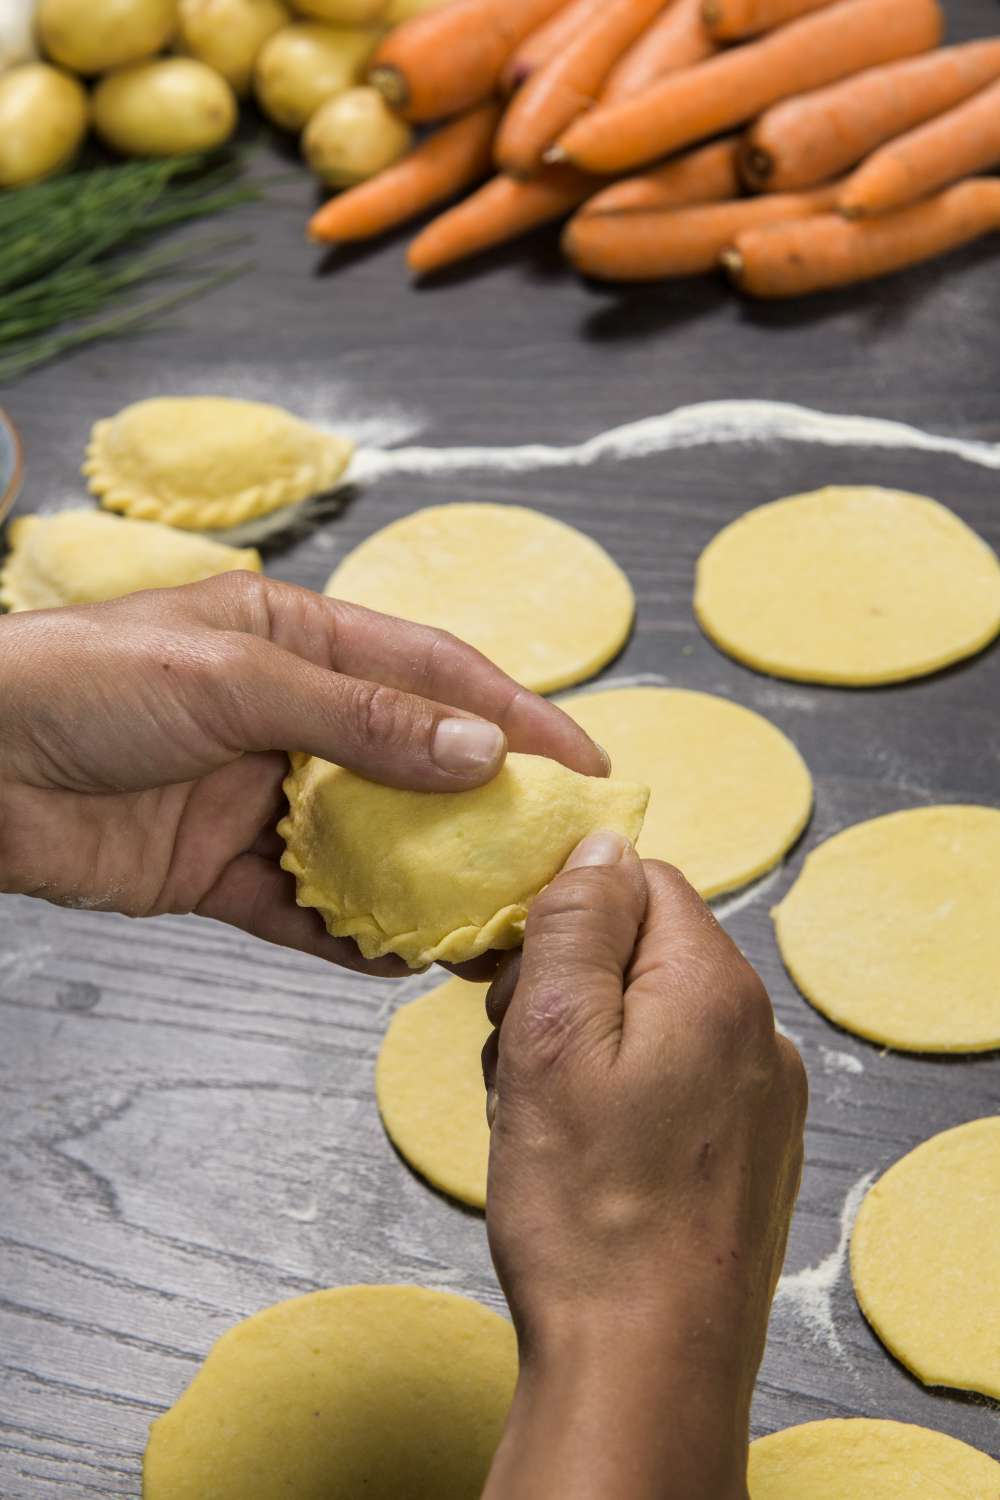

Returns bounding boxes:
[2,4,1000,1488]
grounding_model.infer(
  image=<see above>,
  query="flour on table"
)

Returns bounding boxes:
[774,1170,875,1356]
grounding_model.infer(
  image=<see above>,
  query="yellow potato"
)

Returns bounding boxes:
[291,0,385,22]
[254,21,378,131]
[177,0,290,95]
[0,63,89,188]
[94,57,238,155]
[303,84,411,185]
[38,0,178,75]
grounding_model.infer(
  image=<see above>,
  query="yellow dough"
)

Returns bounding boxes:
[376,977,492,1209]
[279,751,648,967]
[326,502,635,694]
[748,1419,1000,1498]
[561,686,812,899]
[0,508,260,611]
[85,396,353,530]
[143,1285,517,1500]
[695,486,1000,685]
[850,1118,1000,1399]
[773,805,1000,1052]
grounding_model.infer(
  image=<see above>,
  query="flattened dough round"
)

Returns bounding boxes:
[279,750,648,968]
[695,486,1000,685]
[326,503,635,694]
[748,1419,1000,1498]
[562,686,812,899]
[377,977,491,1209]
[143,1285,517,1500]
[774,805,1000,1052]
[850,1118,1000,1399]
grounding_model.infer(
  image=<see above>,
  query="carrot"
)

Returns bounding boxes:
[407,164,600,273]
[702,0,836,41]
[368,0,566,122]
[500,0,606,95]
[551,0,943,175]
[839,78,1000,218]
[601,0,715,105]
[742,41,1000,193]
[495,0,666,177]
[583,137,739,215]
[564,183,838,278]
[723,179,1000,296]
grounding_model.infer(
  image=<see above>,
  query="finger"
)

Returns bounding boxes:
[485,950,522,1028]
[481,1029,500,1126]
[439,952,505,984]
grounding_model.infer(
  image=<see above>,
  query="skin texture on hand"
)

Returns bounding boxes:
[0,573,606,975]
[481,838,807,1500]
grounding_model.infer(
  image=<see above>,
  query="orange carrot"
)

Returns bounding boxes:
[601,0,715,104]
[564,183,838,278]
[583,137,739,214]
[741,41,1000,192]
[495,0,666,176]
[308,101,502,243]
[702,0,836,41]
[408,164,600,273]
[724,180,1000,296]
[500,0,606,94]
[552,0,943,175]
[839,78,1000,218]
[368,0,565,122]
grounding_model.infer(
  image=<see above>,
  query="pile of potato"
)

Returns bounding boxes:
[0,0,446,189]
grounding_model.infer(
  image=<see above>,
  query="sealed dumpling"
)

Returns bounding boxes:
[0,508,261,611]
[84,396,354,530]
[279,751,649,968]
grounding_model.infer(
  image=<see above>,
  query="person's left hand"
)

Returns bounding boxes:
[0,573,606,974]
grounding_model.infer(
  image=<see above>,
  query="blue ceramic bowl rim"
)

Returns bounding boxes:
[0,406,24,528]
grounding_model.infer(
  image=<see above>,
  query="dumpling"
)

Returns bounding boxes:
[0,509,261,612]
[84,396,354,531]
[279,751,649,968]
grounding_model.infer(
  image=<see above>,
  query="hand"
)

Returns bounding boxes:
[481,835,807,1500]
[0,573,606,975]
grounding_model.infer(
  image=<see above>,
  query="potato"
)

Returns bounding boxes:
[0,62,89,188]
[291,0,385,21]
[254,22,378,132]
[303,85,411,186]
[38,0,178,75]
[93,58,238,155]
[177,0,290,95]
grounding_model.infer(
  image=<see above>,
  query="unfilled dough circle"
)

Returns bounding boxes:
[850,1118,1000,1399]
[562,686,812,899]
[748,1419,1000,1498]
[326,502,635,694]
[376,977,491,1209]
[143,1285,517,1499]
[773,805,1000,1052]
[694,486,1000,685]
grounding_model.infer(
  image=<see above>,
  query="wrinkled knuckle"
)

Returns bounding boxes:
[349,680,412,751]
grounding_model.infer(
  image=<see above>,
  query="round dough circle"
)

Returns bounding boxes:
[144,1285,517,1499]
[773,805,1000,1052]
[562,686,812,899]
[850,1118,1000,1399]
[748,1419,1000,1498]
[326,503,635,694]
[694,486,1000,685]
[376,977,491,1209]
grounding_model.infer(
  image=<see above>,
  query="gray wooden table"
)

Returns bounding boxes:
[2,6,999,1487]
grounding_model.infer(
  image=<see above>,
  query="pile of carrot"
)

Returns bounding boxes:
[307,0,1000,299]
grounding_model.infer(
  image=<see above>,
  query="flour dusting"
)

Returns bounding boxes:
[774,1170,875,1355]
[820,1046,865,1076]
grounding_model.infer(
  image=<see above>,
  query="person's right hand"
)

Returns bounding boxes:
[481,837,807,1500]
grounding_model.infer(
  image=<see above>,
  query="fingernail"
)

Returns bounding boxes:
[433,717,505,774]
[564,830,629,870]
[595,741,612,775]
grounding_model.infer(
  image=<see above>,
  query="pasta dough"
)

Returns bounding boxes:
[326,503,635,694]
[85,396,353,530]
[561,686,812,899]
[0,508,260,611]
[748,1419,1000,1498]
[773,805,1000,1052]
[695,486,1000,685]
[376,977,492,1209]
[279,751,648,968]
[850,1118,1000,1399]
[143,1285,517,1500]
